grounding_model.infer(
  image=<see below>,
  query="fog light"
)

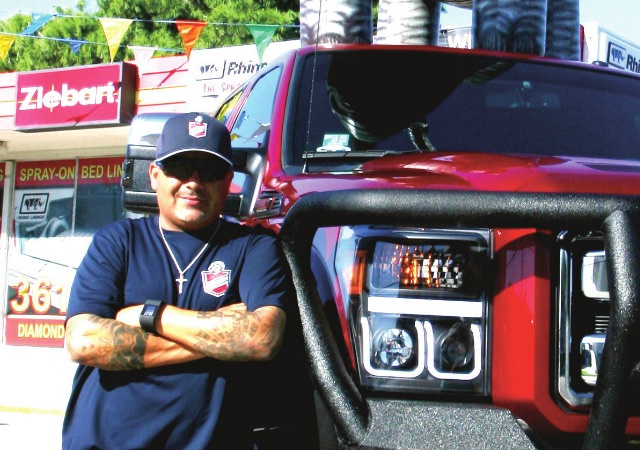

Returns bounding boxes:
[361,318,426,378]
[373,327,415,368]
[426,321,482,380]
[438,322,474,371]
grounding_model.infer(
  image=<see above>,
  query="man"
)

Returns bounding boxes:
[63,112,317,449]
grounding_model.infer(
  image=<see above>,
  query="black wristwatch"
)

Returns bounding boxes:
[139,299,164,334]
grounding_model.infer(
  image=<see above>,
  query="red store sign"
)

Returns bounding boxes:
[14,62,137,130]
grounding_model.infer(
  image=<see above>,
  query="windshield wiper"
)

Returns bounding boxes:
[302,148,404,161]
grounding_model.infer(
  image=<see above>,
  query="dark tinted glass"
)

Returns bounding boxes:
[288,50,640,171]
[159,158,229,183]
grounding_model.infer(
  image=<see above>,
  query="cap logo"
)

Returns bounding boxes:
[201,261,230,297]
[188,115,208,138]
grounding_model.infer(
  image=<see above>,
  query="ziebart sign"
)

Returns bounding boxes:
[187,40,300,113]
[14,62,137,130]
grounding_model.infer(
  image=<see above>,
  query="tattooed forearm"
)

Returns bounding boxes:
[66,314,149,370]
[192,308,280,361]
[108,320,148,370]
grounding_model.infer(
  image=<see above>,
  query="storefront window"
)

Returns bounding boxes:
[5,157,125,347]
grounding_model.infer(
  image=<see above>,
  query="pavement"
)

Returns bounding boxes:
[0,344,77,450]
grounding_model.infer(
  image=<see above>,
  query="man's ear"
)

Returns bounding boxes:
[149,163,160,192]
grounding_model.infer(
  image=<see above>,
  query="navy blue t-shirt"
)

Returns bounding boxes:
[62,216,294,450]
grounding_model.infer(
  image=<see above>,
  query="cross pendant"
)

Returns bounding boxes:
[176,273,187,294]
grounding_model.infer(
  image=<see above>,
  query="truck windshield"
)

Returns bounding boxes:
[287,49,640,171]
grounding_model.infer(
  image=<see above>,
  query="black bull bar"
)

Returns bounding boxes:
[278,189,640,450]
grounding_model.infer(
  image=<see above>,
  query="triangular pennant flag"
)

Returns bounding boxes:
[129,45,156,74]
[0,35,16,61]
[62,38,85,54]
[99,18,133,62]
[175,20,206,59]
[21,13,55,35]
[247,24,277,63]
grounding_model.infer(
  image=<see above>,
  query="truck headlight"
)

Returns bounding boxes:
[336,226,492,397]
[558,233,610,409]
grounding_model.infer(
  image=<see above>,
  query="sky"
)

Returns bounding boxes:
[0,0,637,45]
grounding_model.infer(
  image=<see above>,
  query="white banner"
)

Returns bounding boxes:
[187,40,300,113]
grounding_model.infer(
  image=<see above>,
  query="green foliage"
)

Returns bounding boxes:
[0,0,300,71]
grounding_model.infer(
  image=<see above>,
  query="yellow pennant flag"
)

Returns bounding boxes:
[0,35,15,60]
[100,18,133,62]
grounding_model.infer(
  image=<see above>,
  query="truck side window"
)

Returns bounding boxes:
[215,90,244,126]
[229,67,281,149]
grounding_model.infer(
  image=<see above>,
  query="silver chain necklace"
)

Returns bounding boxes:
[158,219,221,294]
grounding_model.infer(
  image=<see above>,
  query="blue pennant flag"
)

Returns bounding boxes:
[62,38,85,54]
[21,13,55,35]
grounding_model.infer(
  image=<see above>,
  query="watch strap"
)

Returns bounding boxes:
[139,299,164,334]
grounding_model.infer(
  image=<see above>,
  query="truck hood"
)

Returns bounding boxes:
[290,152,640,195]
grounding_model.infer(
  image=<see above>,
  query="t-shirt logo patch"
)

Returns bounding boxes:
[201,261,230,297]
[189,115,208,138]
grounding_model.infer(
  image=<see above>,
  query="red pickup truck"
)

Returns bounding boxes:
[122,44,640,449]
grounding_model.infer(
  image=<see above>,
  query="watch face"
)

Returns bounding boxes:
[141,304,158,317]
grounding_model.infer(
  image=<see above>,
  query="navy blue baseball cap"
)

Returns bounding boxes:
[155,112,233,167]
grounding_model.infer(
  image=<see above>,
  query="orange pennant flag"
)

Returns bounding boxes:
[0,34,16,61]
[175,20,206,59]
[100,18,133,62]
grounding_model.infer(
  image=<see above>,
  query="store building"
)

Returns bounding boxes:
[0,40,299,348]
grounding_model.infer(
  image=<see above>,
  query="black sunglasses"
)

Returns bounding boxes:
[157,158,230,183]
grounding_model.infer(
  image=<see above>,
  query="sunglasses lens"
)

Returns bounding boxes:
[161,159,227,182]
[199,166,229,182]
[161,161,192,180]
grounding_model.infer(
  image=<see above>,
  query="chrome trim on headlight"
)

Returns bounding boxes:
[557,232,609,409]
[582,251,609,300]
[580,334,606,386]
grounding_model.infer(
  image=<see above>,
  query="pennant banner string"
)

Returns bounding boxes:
[0,12,300,62]
[21,12,299,29]
[0,31,178,54]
